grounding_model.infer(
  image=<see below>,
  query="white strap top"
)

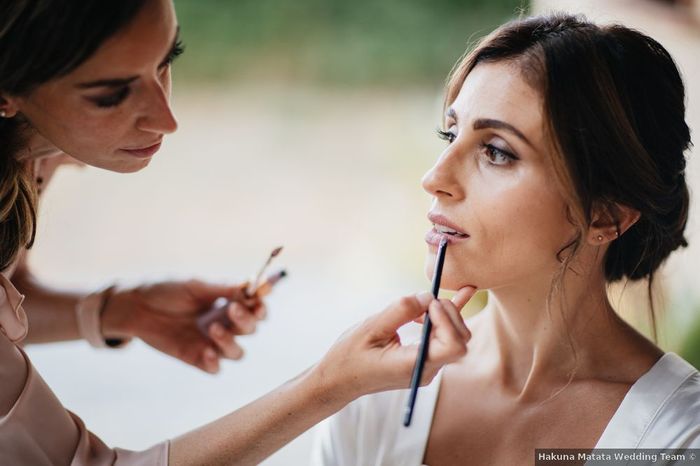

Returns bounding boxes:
[311,353,700,466]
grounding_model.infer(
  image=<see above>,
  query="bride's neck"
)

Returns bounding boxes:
[478,269,630,399]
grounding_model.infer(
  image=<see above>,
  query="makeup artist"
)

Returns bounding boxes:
[0,1,476,465]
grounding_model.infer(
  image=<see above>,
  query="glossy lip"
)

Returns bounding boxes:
[121,140,163,158]
[425,212,470,247]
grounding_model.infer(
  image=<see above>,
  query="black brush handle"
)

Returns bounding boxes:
[404,237,448,427]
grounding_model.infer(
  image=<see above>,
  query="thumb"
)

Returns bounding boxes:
[370,292,433,338]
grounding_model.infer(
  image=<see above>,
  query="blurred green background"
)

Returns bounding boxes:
[173,0,527,85]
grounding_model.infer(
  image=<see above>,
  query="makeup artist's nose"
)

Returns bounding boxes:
[421,152,465,201]
[136,80,178,134]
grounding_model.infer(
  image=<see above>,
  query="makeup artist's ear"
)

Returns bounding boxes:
[587,201,640,245]
[0,94,21,118]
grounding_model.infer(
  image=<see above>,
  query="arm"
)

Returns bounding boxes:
[13,253,266,373]
[170,288,475,466]
[11,254,83,343]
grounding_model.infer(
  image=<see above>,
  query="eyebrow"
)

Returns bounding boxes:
[75,26,180,90]
[445,107,533,148]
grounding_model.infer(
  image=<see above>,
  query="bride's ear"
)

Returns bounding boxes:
[586,201,640,246]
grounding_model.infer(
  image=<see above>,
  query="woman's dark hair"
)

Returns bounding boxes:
[445,13,691,339]
[0,0,147,271]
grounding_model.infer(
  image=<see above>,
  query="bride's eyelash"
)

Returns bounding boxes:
[479,142,518,166]
[435,128,518,167]
[436,129,455,143]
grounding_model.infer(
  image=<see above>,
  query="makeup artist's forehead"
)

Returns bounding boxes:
[449,62,545,146]
[63,0,177,83]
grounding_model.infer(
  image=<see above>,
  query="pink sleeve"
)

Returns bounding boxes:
[0,333,169,466]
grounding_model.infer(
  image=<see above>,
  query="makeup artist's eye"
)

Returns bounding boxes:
[90,87,131,108]
[161,40,185,68]
[437,128,456,144]
[480,141,518,167]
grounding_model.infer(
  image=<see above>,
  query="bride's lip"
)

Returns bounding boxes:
[425,212,469,247]
[427,212,469,236]
[425,227,469,246]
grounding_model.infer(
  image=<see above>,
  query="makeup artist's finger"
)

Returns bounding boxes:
[208,323,245,360]
[184,279,239,306]
[230,282,252,301]
[428,301,468,359]
[201,346,221,374]
[209,322,243,359]
[438,299,471,341]
[241,296,260,307]
[226,302,257,335]
[412,293,430,324]
[371,293,433,337]
[451,286,477,310]
[427,307,467,368]
[236,296,266,318]
[252,303,267,320]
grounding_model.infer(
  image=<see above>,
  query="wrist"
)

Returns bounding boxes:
[76,285,133,348]
[100,286,138,339]
[305,360,359,409]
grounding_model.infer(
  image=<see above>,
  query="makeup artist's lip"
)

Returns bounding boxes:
[120,140,162,158]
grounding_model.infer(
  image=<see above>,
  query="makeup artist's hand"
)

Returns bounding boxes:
[313,286,476,402]
[101,280,266,373]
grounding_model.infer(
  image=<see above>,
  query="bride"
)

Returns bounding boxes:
[312,13,699,466]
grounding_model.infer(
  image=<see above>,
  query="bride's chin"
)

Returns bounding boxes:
[424,263,474,291]
[439,276,474,292]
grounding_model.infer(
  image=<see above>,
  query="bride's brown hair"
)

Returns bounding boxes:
[445,13,691,340]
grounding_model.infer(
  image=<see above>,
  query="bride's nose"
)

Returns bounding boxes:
[421,150,465,201]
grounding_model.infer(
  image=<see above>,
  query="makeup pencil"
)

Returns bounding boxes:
[403,236,448,427]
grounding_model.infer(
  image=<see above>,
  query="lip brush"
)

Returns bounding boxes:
[403,236,448,427]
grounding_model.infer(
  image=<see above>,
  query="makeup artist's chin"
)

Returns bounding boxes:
[92,152,152,173]
[109,142,162,172]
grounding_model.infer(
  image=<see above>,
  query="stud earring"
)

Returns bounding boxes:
[597,235,604,241]
[0,110,6,118]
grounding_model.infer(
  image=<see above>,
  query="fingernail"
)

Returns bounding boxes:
[204,347,218,361]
